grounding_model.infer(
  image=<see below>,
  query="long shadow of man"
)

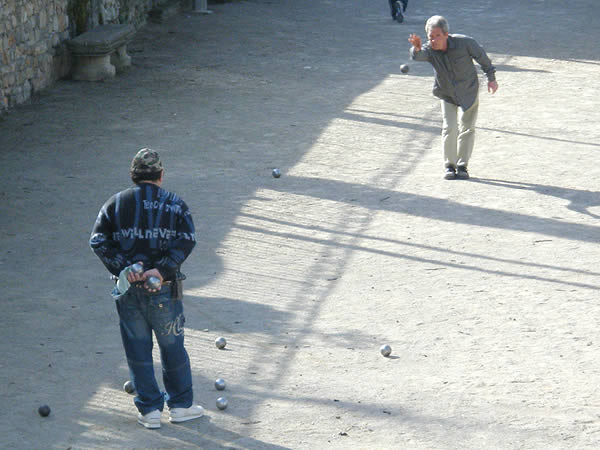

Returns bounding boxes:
[473,178,600,219]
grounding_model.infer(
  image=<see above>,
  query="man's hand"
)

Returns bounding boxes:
[125,263,164,292]
[143,268,164,293]
[488,80,498,94]
[408,34,422,52]
[127,262,145,283]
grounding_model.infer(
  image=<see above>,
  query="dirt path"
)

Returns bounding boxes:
[2,0,600,448]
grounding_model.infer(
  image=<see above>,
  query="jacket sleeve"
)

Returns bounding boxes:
[410,45,432,62]
[154,202,196,281]
[467,38,496,82]
[89,197,128,276]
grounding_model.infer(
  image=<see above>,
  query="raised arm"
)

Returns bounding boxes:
[408,34,430,61]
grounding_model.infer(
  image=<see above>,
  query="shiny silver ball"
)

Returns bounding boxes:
[380,344,392,357]
[123,380,135,394]
[146,276,161,290]
[400,64,409,74]
[216,396,228,410]
[215,337,227,349]
[214,378,226,391]
[130,263,143,274]
[272,168,281,178]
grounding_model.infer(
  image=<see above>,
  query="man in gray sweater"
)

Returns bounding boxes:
[409,15,498,180]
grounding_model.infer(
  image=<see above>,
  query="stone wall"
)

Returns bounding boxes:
[0,0,177,113]
[1,0,70,111]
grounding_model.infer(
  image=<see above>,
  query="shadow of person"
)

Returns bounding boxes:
[494,64,550,73]
[184,295,293,335]
[472,178,600,219]
[150,414,292,449]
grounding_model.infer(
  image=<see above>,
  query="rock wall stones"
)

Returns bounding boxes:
[0,0,174,113]
[1,0,70,112]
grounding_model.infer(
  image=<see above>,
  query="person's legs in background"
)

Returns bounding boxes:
[456,97,479,178]
[388,0,404,22]
[441,100,459,179]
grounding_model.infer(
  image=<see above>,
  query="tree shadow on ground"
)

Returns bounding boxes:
[231,211,599,292]
[3,0,600,448]
[270,175,600,245]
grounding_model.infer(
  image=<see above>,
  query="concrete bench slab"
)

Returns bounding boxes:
[67,24,136,81]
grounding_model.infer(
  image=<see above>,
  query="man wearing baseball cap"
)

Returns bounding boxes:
[90,148,203,429]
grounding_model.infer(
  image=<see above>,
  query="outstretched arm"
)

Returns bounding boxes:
[408,34,430,61]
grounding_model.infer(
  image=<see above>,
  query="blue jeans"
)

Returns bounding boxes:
[114,284,193,415]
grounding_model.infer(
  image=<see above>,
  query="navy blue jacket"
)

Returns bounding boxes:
[90,182,196,281]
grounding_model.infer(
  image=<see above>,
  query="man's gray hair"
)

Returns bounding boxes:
[425,15,449,34]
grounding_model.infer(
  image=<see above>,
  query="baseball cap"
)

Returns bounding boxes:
[130,148,163,174]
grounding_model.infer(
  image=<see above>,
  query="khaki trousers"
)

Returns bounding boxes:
[441,97,479,168]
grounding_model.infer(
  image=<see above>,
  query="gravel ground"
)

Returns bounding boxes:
[2,0,600,448]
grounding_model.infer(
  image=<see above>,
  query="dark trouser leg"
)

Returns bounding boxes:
[388,0,397,18]
[116,290,164,415]
[149,289,194,409]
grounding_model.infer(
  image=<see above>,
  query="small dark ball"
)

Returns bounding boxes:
[400,64,409,74]
[38,404,51,417]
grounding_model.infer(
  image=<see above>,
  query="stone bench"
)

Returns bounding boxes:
[67,24,136,81]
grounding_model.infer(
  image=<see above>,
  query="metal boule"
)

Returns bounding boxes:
[146,276,161,290]
[380,344,392,357]
[215,337,227,349]
[214,378,226,390]
[123,380,135,394]
[216,396,228,410]
[38,404,51,417]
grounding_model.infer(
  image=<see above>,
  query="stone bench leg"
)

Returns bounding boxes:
[111,44,132,72]
[72,54,116,81]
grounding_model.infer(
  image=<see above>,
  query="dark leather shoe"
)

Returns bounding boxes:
[456,166,470,179]
[444,167,456,180]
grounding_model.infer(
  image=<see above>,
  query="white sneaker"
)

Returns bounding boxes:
[137,409,161,429]
[169,404,204,423]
